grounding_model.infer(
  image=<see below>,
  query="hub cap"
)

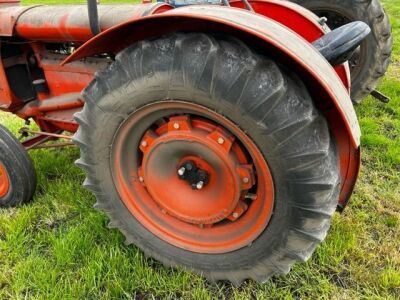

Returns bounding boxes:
[0,162,10,198]
[112,101,274,253]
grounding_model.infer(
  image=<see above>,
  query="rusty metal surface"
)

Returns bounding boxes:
[19,127,73,140]
[28,141,74,150]
[16,92,83,117]
[61,3,360,207]
[14,4,172,41]
[0,5,41,36]
[64,5,360,147]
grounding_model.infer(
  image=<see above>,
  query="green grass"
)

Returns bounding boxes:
[0,0,399,299]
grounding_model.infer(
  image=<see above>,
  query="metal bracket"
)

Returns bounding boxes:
[370,90,390,103]
[19,127,74,150]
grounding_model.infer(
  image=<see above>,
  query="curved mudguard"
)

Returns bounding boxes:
[64,4,360,208]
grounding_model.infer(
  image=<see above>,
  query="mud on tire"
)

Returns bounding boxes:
[74,33,341,284]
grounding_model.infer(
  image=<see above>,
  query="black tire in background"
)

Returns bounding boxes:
[0,125,37,207]
[74,33,341,284]
[292,0,392,103]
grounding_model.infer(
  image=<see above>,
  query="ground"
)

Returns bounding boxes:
[0,0,399,299]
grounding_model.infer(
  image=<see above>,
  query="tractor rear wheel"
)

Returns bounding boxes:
[292,0,392,103]
[0,125,36,207]
[74,33,340,284]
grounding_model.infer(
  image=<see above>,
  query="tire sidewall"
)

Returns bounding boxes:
[0,139,28,207]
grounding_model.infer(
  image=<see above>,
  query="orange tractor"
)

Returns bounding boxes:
[0,0,390,284]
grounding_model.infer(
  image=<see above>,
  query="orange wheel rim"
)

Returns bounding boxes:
[0,162,10,198]
[112,101,274,253]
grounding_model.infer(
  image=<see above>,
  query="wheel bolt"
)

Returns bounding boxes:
[139,176,144,183]
[318,16,327,25]
[178,167,186,176]
[173,123,180,129]
[245,193,257,200]
[232,212,239,219]
[141,140,148,147]
[196,181,204,190]
[217,137,225,145]
[242,177,249,184]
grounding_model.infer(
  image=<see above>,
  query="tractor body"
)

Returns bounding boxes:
[0,0,372,283]
[0,0,359,207]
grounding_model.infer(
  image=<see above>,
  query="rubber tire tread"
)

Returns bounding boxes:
[292,0,392,103]
[0,125,36,207]
[74,33,340,284]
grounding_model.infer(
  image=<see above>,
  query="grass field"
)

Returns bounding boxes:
[0,0,399,299]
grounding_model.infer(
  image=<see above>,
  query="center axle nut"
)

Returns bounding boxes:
[177,160,209,190]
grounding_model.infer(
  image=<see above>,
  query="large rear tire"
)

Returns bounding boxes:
[74,33,340,284]
[292,0,392,103]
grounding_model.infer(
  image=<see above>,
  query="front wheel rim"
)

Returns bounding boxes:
[0,162,10,198]
[111,101,274,253]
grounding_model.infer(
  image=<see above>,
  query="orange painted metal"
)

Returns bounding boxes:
[63,5,360,146]
[0,1,360,209]
[139,116,252,225]
[62,4,360,208]
[0,56,17,111]
[14,4,173,42]
[112,101,275,253]
[230,0,351,92]
[0,162,10,198]
[0,4,41,36]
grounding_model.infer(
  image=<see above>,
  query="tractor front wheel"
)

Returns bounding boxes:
[0,125,36,207]
[74,33,340,284]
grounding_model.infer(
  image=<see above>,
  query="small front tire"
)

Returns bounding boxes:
[0,125,37,208]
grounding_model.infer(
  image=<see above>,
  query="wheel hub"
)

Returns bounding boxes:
[138,116,255,225]
[0,162,10,198]
[177,160,210,191]
[111,101,274,253]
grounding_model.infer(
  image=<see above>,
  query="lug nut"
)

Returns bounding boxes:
[139,176,144,183]
[232,212,239,219]
[245,193,257,201]
[178,167,186,176]
[196,181,204,190]
[141,140,148,147]
[217,137,225,145]
[242,177,249,184]
[318,16,328,25]
[173,123,180,129]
